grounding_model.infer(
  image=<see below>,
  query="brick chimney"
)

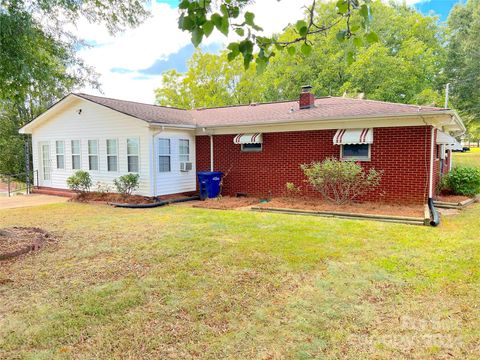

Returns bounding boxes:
[299,85,315,109]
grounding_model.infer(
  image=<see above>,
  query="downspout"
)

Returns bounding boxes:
[428,127,440,226]
[209,135,214,171]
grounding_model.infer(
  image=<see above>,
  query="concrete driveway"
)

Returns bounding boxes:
[0,194,69,210]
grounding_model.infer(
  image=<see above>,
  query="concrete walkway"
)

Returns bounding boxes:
[0,194,69,210]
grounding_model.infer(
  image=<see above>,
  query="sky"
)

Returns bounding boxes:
[76,0,465,104]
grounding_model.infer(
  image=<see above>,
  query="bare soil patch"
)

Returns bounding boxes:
[73,192,158,205]
[0,227,54,261]
[72,192,197,205]
[193,196,424,218]
[193,196,261,210]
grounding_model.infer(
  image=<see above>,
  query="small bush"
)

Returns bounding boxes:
[285,182,301,197]
[114,173,140,196]
[66,170,92,194]
[301,158,383,204]
[95,181,112,194]
[446,167,480,196]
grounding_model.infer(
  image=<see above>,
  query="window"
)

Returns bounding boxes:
[55,141,64,169]
[106,139,118,172]
[241,143,262,152]
[88,140,99,170]
[341,144,370,161]
[158,138,171,172]
[71,140,81,170]
[127,138,139,172]
[179,139,190,162]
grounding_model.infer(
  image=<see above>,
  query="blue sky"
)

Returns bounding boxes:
[414,0,465,20]
[77,0,465,103]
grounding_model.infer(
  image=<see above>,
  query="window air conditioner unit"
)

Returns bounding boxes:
[180,162,193,172]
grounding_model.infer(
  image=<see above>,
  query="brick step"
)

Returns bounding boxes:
[32,187,75,198]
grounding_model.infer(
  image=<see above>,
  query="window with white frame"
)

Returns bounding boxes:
[71,140,81,170]
[341,144,371,161]
[127,138,139,172]
[88,140,99,170]
[179,139,190,162]
[106,139,118,172]
[55,140,65,169]
[158,138,171,172]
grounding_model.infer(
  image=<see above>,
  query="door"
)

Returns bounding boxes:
[39,142,52,186]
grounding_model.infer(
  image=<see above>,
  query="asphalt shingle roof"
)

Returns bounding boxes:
[75,93,447,128]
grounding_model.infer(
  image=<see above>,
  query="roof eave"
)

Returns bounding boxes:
[196,110,458,133]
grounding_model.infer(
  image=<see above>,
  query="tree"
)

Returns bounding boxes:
[0,0,148,174]
[155,50,265,108]
[177,0,378,70]
[445,0,480,141]
[157,1,446,108]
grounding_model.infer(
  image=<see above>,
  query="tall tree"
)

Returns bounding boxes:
[155,50,265,109]
[156,1,446,108]
[0,0,149,174]
[445,0,480,140]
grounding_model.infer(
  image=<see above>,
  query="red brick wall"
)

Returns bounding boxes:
[196,126,435,204]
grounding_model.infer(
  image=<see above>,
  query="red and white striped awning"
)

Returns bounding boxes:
[333,128,373,145]
[233,133,263,144]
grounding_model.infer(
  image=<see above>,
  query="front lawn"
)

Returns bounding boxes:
[453,147,480,168]
[1,203,479,359]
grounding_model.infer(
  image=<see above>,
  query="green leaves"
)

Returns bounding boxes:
[203,20,214,37]
[301,43,312,56]
[191,27,204,47]
[244,12,255,26]
[365,31,379,44]
[295,20,308,37]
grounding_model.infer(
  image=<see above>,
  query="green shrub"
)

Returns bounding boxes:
[285,182,301,197]
[446,167,480,196]
[301,158,383,204]
[66,170,92,194]
[114,173,140,196]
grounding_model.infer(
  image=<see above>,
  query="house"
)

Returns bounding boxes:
[19,87,465,204]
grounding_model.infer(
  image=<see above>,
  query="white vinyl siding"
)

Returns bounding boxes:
[153,131,196,196]
[55,140,65,169]
[29,97,194,196]
[88,140,99,171]
[127,138,139,173]
[71,140,81,170]
[159,138,171,172]
[106,139,118,172]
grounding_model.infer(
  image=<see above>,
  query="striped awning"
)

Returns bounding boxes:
[333,128,373,145]
[233,133,263,144]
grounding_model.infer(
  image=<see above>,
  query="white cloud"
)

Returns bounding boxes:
[76,0,311,103]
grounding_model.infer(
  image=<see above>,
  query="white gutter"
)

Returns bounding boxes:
[428,128,435,199]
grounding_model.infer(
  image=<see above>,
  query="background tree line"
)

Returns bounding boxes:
[155,0,480,141]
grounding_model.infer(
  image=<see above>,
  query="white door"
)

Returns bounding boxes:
[39,142,52,186]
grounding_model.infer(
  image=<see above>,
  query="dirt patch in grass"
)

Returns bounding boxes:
[73,192,158,205]
[0,227,54,261]
[72,192,198,205]
[194,196,425,218]
[260,197,425,218]
[193,196,261,210]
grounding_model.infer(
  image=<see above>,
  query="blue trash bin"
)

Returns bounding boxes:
[197,171,223,199]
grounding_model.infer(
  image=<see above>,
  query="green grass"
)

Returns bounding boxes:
[1,202,479,359]
[453,147,480,168]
